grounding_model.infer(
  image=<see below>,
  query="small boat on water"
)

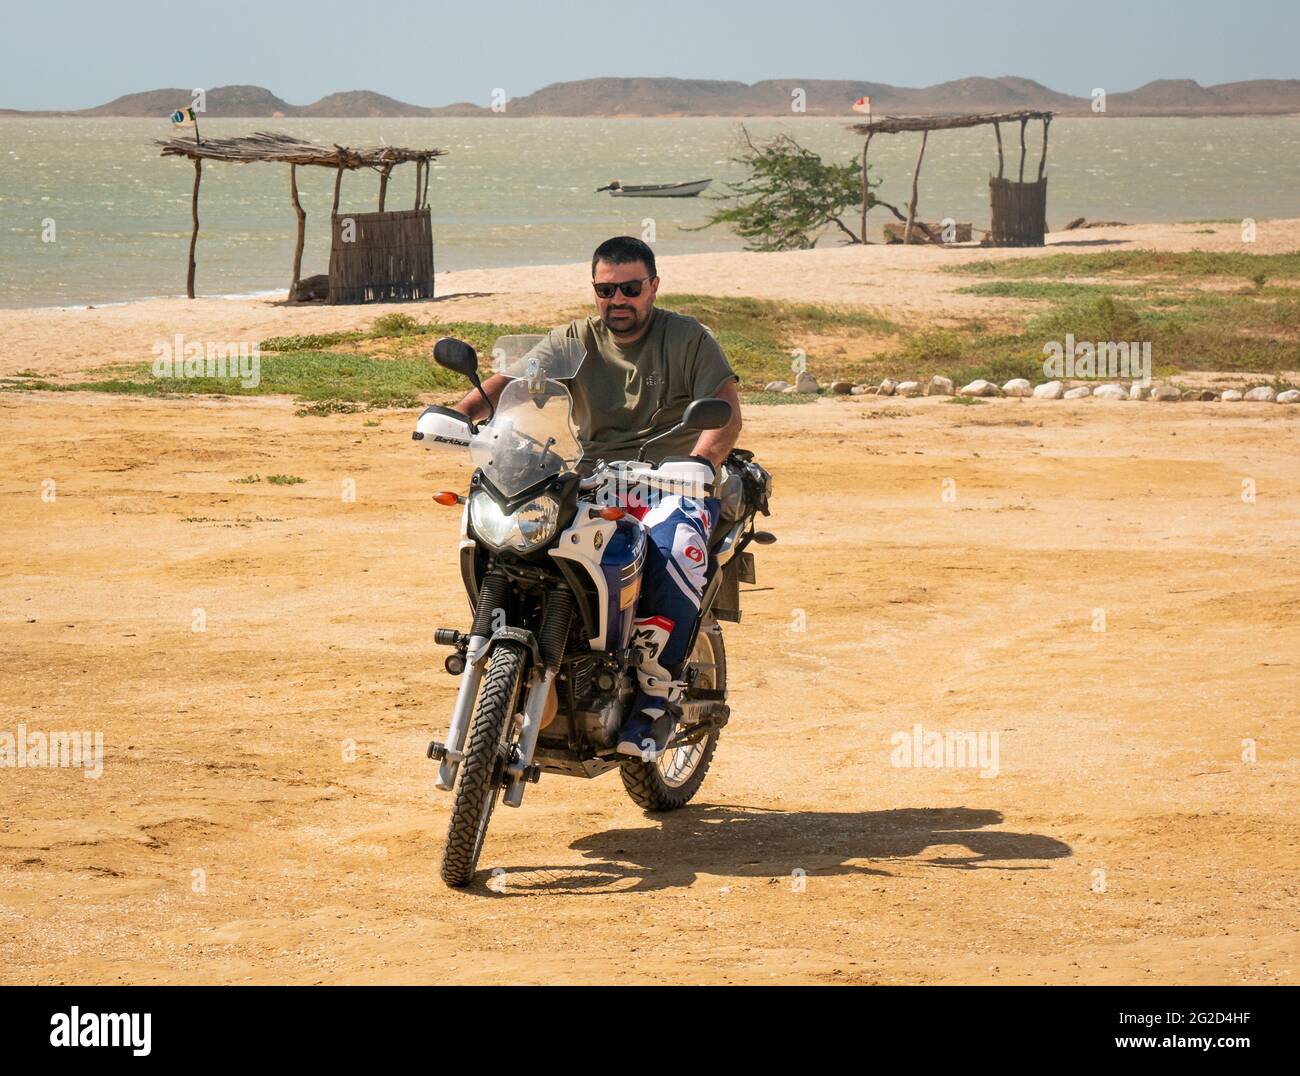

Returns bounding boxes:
[596,178,712,198]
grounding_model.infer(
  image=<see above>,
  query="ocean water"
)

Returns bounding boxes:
[1,116,1298,308]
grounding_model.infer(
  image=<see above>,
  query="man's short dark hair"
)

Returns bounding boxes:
[591,236,656,279]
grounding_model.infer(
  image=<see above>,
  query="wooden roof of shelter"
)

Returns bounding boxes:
[156,130,445,170]
[157,130,446,300]
[850,109,1054,136]
[847,110,1055,246]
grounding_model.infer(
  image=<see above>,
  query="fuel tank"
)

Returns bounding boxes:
[598,517,646,652]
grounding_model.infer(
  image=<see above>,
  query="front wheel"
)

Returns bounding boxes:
[439,643,526,887]
[620,623,725,811]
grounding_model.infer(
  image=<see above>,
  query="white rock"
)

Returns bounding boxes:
[877,378,898,396]
[896,380,922,397]
[849,384,873,395]
[926,375,954,396]
[1149,384,1182,402]
[1062,386,1092,399]
[959,379,1001,397]
[1129,383,1151,400]
[764,380,789,393]
[794,371,820,394]
[1219,389,1243,401]
[1276,389,1300,404]
[782,385,799,393]
[1001,378,1033,397]
[1243,386,1277,402]
[1093,383,1128,400]
[1032,380,1064,399]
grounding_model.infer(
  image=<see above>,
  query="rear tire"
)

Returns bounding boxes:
[620,624,725,811]
[439,643,526,888]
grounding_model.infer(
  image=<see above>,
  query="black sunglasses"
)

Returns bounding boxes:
[593,277,651,299]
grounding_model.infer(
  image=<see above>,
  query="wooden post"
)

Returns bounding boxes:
[186,158,201,299]
[994,121,1004,178]
[904,129,927,245]
[422,158,431,209]
[332,165,343,216]
[414,160,423,210]
[378,163,392,211]
[1038,115,1051,181]
[860,133,873,243]
[1018,117,1028,182]
[290,164,306,300]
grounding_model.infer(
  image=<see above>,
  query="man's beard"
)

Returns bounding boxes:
[602,304,649,336]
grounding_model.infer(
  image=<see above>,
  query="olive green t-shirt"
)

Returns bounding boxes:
[555,309,737,464]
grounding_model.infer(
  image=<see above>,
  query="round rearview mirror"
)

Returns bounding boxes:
[681,398,732,432]
[433,337,479,379]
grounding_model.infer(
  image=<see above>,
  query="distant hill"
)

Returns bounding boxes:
[1107,78,1300,114]
[5,77,1300,118]
[82,85,295,117]
[295,90,432,118]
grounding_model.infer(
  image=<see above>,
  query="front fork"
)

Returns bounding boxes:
[433,633,489,791]
[502,668,557,807]
[432,575,574,808]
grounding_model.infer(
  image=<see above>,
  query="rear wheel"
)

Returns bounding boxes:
[440,643,526,887]
[620,624,725,811]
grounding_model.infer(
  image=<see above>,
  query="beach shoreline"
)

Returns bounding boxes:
[4,217,1298,380]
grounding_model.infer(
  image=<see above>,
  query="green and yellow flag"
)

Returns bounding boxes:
[170,107,196,127]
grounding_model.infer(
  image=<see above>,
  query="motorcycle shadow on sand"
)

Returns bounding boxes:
[479,806,1072,895]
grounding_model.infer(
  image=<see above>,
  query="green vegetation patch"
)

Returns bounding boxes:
[946,249,1300,281]
[739,391,821,405]
[659,293,900,386]
[955,280,1145,301]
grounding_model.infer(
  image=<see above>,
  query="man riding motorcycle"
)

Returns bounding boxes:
[451,235,743,758]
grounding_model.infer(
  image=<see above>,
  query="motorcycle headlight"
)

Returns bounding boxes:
[469,491,560,553]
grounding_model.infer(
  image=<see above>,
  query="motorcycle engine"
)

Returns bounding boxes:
[573,669,635,749]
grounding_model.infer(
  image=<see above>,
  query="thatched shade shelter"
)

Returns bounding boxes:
[157,131,447,302]
[850,110,1053,246]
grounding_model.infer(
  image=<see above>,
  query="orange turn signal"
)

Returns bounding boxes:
[599,507,626,521]
[433,490,461,506]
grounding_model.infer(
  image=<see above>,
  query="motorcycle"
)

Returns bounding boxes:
[415,333,774,887]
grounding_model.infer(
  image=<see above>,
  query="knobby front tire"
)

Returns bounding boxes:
[439,643,526,888]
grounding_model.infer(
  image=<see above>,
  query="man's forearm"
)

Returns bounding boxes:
[452,373,509,422]
[689,381,743,467]
[691,422,740,467]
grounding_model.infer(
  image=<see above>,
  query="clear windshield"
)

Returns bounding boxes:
[490,335,587,381]
[470,375,583,496]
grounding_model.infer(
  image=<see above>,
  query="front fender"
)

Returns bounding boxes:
[476,626,542,670]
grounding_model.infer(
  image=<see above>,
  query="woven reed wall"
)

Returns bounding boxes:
[988,176,1048,247]
[328,209,434,304]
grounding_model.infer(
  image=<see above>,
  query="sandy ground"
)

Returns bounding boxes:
[4,217,1299,378]
[1,385,1297,984]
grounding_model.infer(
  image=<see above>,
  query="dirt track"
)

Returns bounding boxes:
[2,389,1296,984]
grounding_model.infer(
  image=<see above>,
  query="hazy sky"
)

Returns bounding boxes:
[3,0,1296,109]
